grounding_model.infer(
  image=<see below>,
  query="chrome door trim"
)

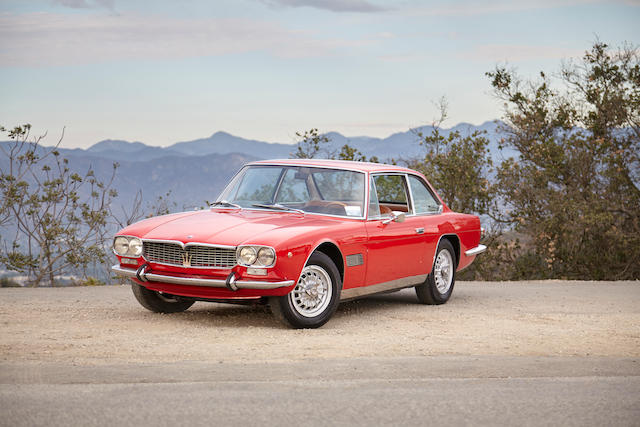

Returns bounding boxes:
[340,274,427,301]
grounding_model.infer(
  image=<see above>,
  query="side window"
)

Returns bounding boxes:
[368,177,380,218]
[408,175,440,214]
[373,174,410,214]
[276,168,310,204]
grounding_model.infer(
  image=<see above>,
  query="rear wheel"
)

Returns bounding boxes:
[131,283,194,313]
[270,252,341,328]
[416,239,456,305]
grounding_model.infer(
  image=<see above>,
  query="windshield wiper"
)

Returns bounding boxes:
[210,200,242,209]
[251,203,305,214]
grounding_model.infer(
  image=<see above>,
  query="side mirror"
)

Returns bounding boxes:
[382,211,406,225]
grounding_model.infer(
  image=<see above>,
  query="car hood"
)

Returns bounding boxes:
[119,208,343,247]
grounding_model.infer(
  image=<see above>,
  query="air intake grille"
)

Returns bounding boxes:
[143,241,236,268]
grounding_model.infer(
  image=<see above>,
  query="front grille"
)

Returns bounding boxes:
[143,241,236,268]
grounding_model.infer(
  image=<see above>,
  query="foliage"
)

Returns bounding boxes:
[146,190,177,217]
[336,144,379,163]
[403,100,498,280]
[407,98,496,216]
[0,124,119,286]
[73,276,106,286]
[484,41,640,279]
[409,131,494,216]
[0,276,21,287]
[292,128,331,159]
[292,128,379,163]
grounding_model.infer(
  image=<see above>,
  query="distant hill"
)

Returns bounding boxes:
[86,139,186,161]
[1,120,516,218]
[169,131,294,158]
[0,143,258,214]
[77,119,514,164]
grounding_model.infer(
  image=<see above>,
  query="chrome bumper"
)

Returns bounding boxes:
[465,244,487,257]
[111,264,294,290]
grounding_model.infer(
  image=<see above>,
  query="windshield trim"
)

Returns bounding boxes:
[247,161,370,174]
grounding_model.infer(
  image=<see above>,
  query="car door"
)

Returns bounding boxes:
[364,174,428,287]
[406,174,444,272]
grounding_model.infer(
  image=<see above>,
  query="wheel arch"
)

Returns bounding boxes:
[305,241,344,284]
[433,233,460,270]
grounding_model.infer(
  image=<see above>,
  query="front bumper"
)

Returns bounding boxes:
[111,264,294,290]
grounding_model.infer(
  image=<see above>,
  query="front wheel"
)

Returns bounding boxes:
[416,239,456,305]
[131,282,194,313]
[270,252,341,328]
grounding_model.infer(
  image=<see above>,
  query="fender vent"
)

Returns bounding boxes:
[346,253,364,267]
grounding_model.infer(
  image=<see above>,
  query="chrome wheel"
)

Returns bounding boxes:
[290,265,333,318]
[434,249,453,294]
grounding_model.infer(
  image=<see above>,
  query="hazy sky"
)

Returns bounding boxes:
[1,0,638,148]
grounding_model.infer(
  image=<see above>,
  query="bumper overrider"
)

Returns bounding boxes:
[111,264,294,291]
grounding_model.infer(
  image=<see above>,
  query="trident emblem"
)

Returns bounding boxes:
[181,251,192,267]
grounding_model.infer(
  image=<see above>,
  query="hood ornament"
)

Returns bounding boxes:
[182,251,192,267]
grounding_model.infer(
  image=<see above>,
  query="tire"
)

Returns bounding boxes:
[131,282,194,313]
[416,239,456,305]
[270,252,341,329]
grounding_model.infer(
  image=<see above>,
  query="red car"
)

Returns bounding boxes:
[112,159,486,328]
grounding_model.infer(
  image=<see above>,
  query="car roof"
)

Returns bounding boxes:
[248,158,415,174]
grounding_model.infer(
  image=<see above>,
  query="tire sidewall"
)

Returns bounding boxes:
[416,239,456,305]
[430,240,456,303]
[131,282,194,313]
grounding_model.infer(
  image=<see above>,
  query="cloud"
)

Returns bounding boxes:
[466,44,585,62]
[0,12,367,67]
[408,0,603,16]
[259,0,385,12]
[52,0,115,10]
[377,53,426,62]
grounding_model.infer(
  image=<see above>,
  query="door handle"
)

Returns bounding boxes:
[415,228,424,234]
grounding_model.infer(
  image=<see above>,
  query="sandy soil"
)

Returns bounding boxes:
[0,281,638,365]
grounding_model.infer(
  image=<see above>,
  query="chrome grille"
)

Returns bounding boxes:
[143,241,236,268]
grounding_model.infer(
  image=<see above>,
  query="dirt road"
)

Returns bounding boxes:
[1,281,639,427]
[1,281,638,364]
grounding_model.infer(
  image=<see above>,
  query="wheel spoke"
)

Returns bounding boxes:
[290,265,332,318]
[434,249,453,294]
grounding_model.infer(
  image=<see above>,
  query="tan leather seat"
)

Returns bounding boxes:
[379,205,392,215]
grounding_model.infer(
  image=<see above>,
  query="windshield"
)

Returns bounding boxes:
[218,165,366,218]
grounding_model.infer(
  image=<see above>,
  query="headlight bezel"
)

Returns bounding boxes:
[236,245,276,268]
[113,235,143,258]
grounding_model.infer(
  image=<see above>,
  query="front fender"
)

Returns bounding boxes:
[271,238,343,293]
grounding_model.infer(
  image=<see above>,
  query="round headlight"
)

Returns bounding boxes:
[257,247,275,267]
[128,238,143,257]
[113,236,129,256]
[238,246,257,266]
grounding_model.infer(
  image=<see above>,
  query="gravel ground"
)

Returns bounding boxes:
[1,280,639,365]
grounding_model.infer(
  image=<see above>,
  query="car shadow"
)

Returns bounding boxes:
[168,303,276,328]
[158,288,422,328]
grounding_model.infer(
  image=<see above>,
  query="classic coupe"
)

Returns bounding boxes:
[112,159,486,328]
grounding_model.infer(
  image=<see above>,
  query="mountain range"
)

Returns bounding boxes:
[1,121,515,216]
[85,120,512,161]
